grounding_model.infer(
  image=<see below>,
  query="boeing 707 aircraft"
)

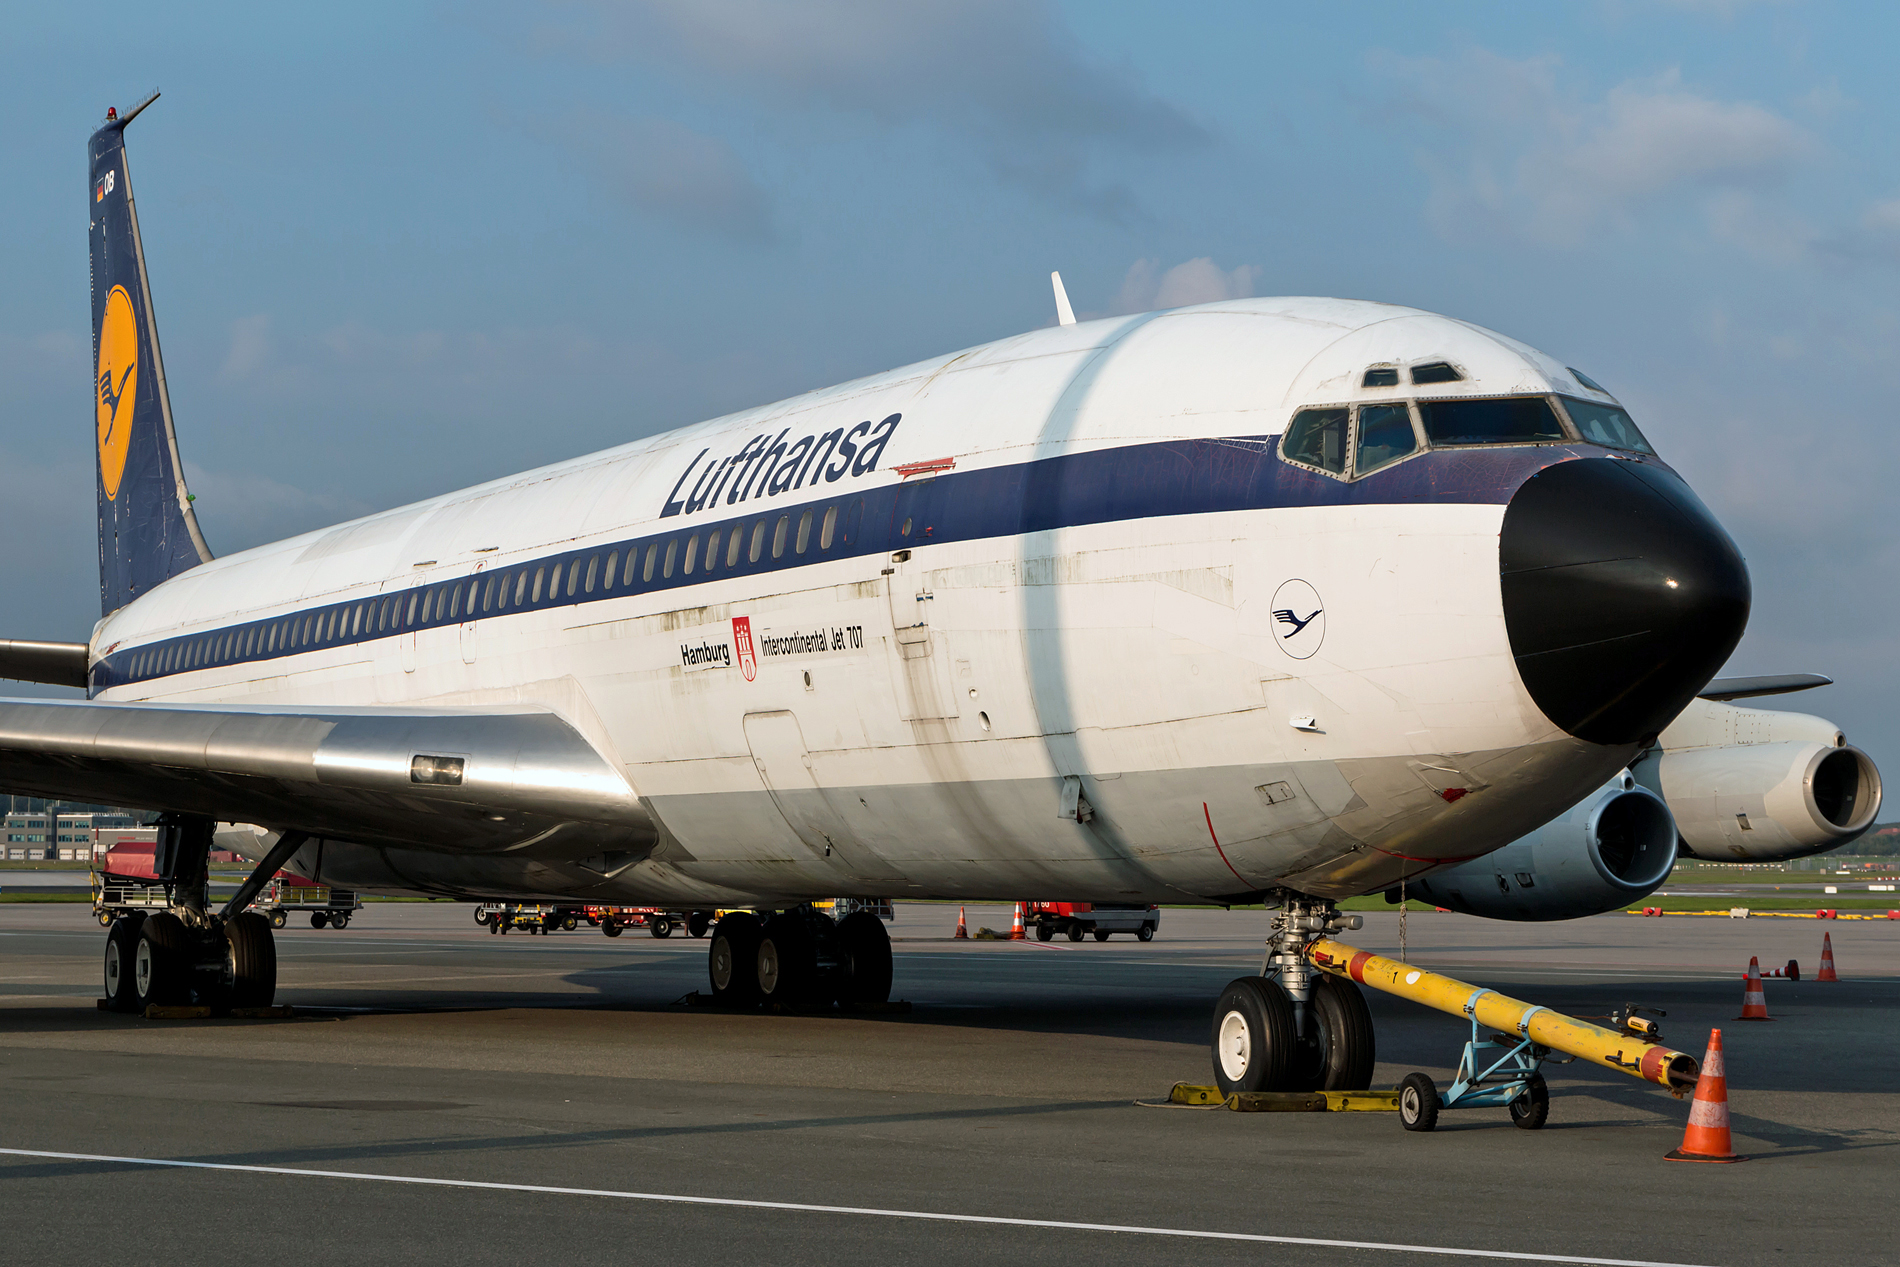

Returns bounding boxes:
[0,97,1879,1095]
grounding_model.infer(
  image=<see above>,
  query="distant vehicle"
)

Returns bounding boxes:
[1027,902,1159,942]
[92,839,359,929]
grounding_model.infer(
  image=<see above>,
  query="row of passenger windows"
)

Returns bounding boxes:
[1281,395,1654,480]
[123,500,862,680]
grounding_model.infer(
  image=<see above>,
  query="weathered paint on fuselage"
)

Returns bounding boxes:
[89,298,1649,905]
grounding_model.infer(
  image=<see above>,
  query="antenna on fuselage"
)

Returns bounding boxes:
[1051,271,1076,326]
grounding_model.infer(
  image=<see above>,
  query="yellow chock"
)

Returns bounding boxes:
[1323,1090,1401,1112]
[1169,1082,1226,1106]
[1228,1091,1331,1113]
[1166,1083,1401,1112]
[144,1005,212,1020]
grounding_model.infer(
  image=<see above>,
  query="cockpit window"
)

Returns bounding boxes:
[1562,397,1654,454]
[1410,361,1463,384]
[1281,407,1348,474]
[1417,396,1566,445]
[1355,403,1417,474]
[1567,367,1609,394]
[1361,366,1399,387]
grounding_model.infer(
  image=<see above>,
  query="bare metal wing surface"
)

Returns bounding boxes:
[0,697,651,857]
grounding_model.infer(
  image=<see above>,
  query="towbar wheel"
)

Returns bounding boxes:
[1399,1073,1440,1132]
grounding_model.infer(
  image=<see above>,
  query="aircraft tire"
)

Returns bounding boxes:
[757,914,818,1004]
[225,911,277,1008]
[134,912,190,1010]
[836,911,893,1008]
[1399,1073,1439,1132]
[1287,973,1376,1092]
[103,915,145,1012]
[1211,976,1296,1095]
[709,912,763,1005]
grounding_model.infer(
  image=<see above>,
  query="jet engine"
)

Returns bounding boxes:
[1402,774,1678,921]
[1630,698,1882,862]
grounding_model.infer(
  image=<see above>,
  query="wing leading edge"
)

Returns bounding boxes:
[0,698,653,860]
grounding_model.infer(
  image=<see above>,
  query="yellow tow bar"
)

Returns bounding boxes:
[1306,937,1701,1096]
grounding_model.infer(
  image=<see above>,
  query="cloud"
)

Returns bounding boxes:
[1813,195,1900,263]
[1390,53,1817,246]
[180,462,374,557]
[536,109,773,242]
[1103,257,1259,316]
[539,0,1207,216]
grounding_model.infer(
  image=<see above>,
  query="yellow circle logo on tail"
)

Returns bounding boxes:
[96,284,138,501]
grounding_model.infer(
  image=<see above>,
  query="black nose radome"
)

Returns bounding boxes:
[1500,457,1750,747]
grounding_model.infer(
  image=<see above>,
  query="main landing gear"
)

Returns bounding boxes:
[1211,898,1376,1095]
[707,906,893,1010]
[102,820,304,1015]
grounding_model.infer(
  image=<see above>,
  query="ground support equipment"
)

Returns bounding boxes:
[1304,936,1701,1132]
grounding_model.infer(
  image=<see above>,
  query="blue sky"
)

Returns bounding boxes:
[3,1,1896,778]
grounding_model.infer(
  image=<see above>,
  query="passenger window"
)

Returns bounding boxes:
[1560,397,1655,454]
[1417,396,1565,445]
[663,539,677,579]
[1362,366,1399,387]
[622,551,637,587]
[728,525,743,567]
[532,567,545,603]
[1281,408,1348,474]
[796,509,812,554]
[247,629,259,655]
[407,594,419,623]
[378,600,390,631]
[644,543,658,583]
[704,530,720,572]
[266,626,278,653]
[549,562,563,598]
[484,576,498,611]
[684,535,699,575]
[566,561,580,597]
[515,571,528,604]
[584,556,598,593]
[446,588,459,620]
[750,521,765,563]
[772,515,789,559]
[1410,361,1464,384]
[820,505,837,550]
[1355,403,1418,475]
[604,551,617,591]
[900,517,913,537]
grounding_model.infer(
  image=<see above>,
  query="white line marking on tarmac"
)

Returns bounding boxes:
[0,1146,1714,1266]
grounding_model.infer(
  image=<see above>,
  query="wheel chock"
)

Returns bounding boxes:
[1164,1083,1401,1112]
[144,1005,213,1019]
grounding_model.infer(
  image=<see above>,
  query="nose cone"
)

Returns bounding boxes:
[1500,457,1750,746]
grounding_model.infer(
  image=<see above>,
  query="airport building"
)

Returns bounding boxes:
[5,809,144,861]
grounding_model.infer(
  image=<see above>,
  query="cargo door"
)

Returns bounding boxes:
[743,711,907,884]
[882,476,958,721]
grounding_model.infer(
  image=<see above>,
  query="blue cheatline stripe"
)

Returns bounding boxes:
[93,434,1582,693]
[0,1148,1713,1266]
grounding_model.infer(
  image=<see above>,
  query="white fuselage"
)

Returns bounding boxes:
[89,298,1637,905]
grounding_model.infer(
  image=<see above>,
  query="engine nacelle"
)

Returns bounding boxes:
[1405,775,1677,921]
[1631,700,1882,861]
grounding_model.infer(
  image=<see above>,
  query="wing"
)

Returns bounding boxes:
[0,697,653,858]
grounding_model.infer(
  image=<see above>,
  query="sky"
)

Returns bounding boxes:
[2,1,1896,778]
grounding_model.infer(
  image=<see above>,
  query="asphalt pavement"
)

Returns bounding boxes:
[2,902,1896,1266]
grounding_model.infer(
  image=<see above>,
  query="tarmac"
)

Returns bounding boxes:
[2,901,1896,1266]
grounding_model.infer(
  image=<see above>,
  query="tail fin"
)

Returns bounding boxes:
[89,92,212,616]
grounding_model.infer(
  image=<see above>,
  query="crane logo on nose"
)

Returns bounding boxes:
[96,284,138,501]
[1269,579,1325,660]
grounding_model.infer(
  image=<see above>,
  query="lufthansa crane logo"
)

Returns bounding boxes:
[1269,578,1325,660]
[96,285,139,501]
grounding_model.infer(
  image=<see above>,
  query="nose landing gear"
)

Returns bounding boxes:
[1211,898,1375,1096]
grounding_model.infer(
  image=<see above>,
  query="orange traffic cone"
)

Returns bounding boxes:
[1737,956,1772,1021]
[954,907,969,939]
[1666,1029,1746,1163]
[1817,932,1839,981]
[1008,903,1027,940]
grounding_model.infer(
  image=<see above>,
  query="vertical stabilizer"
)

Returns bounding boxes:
[89,93,212,616]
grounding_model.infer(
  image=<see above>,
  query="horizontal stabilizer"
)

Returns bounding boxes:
[1697,673,1833,702]
[0,641,89,690]
[0,698,651,857]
